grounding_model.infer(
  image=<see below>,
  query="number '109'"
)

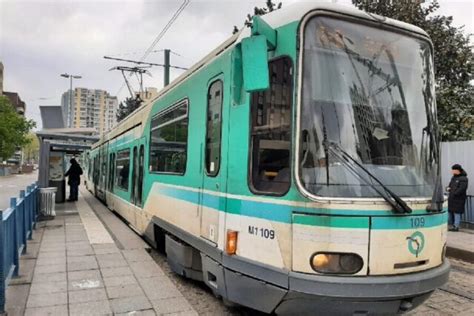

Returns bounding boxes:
[410,217,425,228]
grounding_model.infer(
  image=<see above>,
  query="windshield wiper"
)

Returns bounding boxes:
[324,141,412,214]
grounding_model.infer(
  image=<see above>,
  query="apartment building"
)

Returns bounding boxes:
[61,88,118,135]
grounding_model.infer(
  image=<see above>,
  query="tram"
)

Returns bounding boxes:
[84,2,450,314]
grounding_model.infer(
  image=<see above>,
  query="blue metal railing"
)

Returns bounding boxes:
[0,182,39,313]
[463,195,474,225]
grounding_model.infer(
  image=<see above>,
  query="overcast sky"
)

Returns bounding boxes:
[0,0,472,129]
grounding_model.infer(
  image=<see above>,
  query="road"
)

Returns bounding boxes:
[0,171,38,210]
[148,249,474,315]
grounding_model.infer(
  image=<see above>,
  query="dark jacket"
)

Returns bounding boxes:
[65,163,83,185]
[448,170,468,214]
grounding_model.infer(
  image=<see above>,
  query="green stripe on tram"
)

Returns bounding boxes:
[156,185,447,230]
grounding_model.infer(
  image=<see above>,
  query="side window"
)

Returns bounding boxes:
[149,100,188,174]
[249,57,293,195]
[205,80,223,176]
[116,149,130,191]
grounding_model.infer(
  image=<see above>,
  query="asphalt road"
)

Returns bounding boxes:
[0,171,38,210]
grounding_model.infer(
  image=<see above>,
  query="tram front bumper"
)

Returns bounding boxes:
[274,260,450,314]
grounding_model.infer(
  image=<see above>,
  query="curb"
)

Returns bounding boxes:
[446,246,474,263]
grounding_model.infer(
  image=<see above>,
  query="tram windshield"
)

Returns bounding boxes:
[299,17,438,198]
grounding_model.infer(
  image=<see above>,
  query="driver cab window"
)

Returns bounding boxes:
[249,57,293,195]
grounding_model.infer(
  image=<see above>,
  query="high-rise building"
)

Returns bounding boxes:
[61,88,118,135]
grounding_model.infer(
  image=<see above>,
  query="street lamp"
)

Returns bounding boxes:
[60,73,82,127]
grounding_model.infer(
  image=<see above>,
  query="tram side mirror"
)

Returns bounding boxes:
[241,35,269,92]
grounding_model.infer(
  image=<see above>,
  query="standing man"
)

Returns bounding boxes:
[447,164,469,231]
[65,158,83,202]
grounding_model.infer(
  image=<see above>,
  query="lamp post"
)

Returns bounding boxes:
[60,73,81,127]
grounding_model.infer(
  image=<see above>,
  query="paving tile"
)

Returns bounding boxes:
[68,269,101,281]
[37,251,65,259]
[98,259,128,269]
[166,311,199,316]
[130,261,164,278]
[151,297,194,314]
[67,257,99,271]
[24,305,68,316]
[116,309,156,316]
[138,276,180,300]
[69,300,112,316]
[122,249,153,263]
[69,288,108,304]
[34,263,66,274]
[103,275,138,287]
[93,243,120,255]
[100,266,133,278]
[29,280,67,294]
[36,256,67,266]
[68,255,97,265]
[9,258,35,285]
[69,278,104,291]
[32,271,67,283]
[66,241,92,250]
[97,253,128,269]
[67,247,95,257]
[110,295,152,314]
[106,283,145,299]
[26,292,67,308]
[66,234,89,242]
[5,283,29,316]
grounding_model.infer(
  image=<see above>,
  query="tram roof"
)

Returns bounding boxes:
[94,1,429,148]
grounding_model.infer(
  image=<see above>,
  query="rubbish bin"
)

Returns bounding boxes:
[39,187,57,216]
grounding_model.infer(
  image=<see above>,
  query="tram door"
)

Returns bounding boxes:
[97,142,109,202]
[131,139,146,207]
[199,77,227,245]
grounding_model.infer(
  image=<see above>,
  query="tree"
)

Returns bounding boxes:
[116,97,142,122]
[22,132,40,164]
[0,96,36,161]
[233,0,282,34]
[352,0,474,141]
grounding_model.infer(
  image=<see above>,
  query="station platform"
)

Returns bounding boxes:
[447,228,474,263]
[4,189,198,316]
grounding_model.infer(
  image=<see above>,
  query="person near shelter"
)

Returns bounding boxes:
[447,164,469,232]
[65,158,83,202]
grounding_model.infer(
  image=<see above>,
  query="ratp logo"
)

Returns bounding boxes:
[406,231,425,257]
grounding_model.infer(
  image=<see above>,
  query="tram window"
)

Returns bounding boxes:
[205,80,223,176]
[116,149,130,190]
[249,57,293,195]
[149,100,188,174]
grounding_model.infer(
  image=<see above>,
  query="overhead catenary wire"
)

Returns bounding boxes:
[115,0,190,97]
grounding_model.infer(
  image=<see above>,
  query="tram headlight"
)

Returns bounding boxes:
[310,252,363,274]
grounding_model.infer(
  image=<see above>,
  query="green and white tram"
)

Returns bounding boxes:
[84,2,449,314]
